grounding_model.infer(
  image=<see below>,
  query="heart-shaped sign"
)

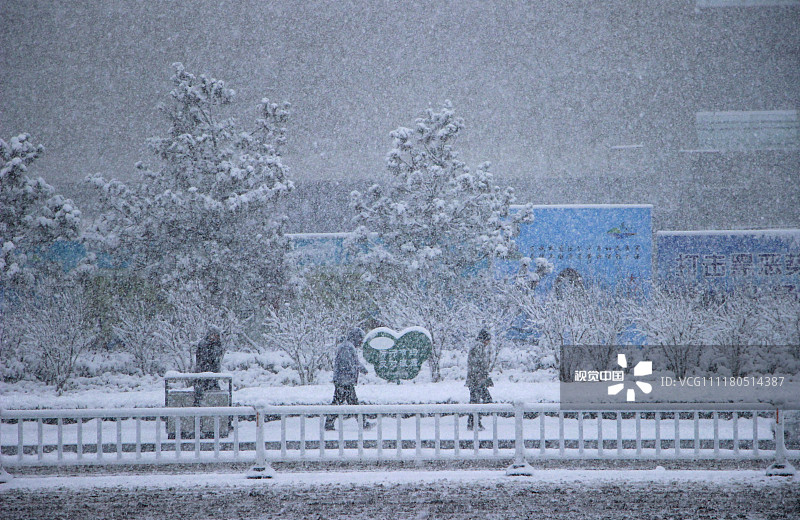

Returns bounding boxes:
[362,327,432,382]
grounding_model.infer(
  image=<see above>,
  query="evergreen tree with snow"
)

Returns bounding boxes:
[0,134,82,290]
[87,63,294,318]
[349,102,533,380]
[349,101,532,286]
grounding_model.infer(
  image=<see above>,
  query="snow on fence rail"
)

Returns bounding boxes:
[1,403,797,469]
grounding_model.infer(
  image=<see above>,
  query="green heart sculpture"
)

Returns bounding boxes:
[362,327,432,382]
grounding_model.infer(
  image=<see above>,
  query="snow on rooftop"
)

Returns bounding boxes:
[657,229,800,236]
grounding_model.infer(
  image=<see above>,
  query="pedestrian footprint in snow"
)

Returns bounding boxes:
[325,327,371,431]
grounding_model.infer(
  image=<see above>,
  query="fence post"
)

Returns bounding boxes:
[0,409,12,483]
[766,408,796,477]
[506,401,534,476]
[246,408,274,479]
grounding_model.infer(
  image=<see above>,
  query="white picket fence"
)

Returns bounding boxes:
[1,403,797,469]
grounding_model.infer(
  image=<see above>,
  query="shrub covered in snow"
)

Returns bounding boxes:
[512,284,637,381]
[631,288,800,379]
[221,350,300,388]
[256,291,362,385]
[15,280,98,393]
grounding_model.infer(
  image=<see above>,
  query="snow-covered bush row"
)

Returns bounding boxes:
[221,350,300,388]
[516,286,800,382]
[2,278,798,391]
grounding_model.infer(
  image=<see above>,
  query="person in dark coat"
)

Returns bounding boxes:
[194,326,225,401]
[466,328,493,430]
[325,327,368,430]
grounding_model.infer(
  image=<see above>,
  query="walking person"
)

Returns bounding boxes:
[325,327,369,430]
[466,328,493,430]
[194,325,225,404]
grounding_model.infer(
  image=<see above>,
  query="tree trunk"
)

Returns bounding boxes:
[428,348,442,382]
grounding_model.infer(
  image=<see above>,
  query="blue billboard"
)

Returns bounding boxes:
[36,205,655,297]
[510,204,653,295]
[656,229,800,295]
[287,205,654,294]
[287,233,350,267]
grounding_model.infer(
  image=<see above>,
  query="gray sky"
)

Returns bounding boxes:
[2,1,798,230]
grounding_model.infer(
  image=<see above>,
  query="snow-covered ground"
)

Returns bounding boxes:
[5,374,798,411]
[0,378,561,410]
[2,468,795,490]
[2,469,797,520]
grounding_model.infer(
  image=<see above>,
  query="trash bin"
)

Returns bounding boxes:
[165,372,233,439]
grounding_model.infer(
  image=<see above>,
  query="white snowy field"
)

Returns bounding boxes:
[4,375,799,411]
[0,379,561,410]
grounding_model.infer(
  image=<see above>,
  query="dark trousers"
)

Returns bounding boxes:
[325,384,359,428]
[467,386,493,429]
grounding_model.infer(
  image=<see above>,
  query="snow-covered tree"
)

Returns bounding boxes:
[82,271,164,352]
[703,294,762,377]
[630,288,707,379]
[349,101,532,287]
[516,285,634,381]
[1,134,82,289]
[149,284,241,373]
[258,298,340,386]
[113,299,165,375]
[347,102,534,380]
[704,291,800,377]
[250,264,380,385]
[376,282,472,382]
[761,293,800,346]
[19,280,98,393]
[0,302,26,382]
[758,293,800,374]
[87,63,294,318]
[512,256,554,292]
[293,265,377,326]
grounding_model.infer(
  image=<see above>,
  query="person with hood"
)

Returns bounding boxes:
[194,326,225,403]
[325,327,368,430]
[466,328,493,430]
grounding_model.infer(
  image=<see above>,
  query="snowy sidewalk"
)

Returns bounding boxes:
[2,468,796,491]
[3,469,798,520]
